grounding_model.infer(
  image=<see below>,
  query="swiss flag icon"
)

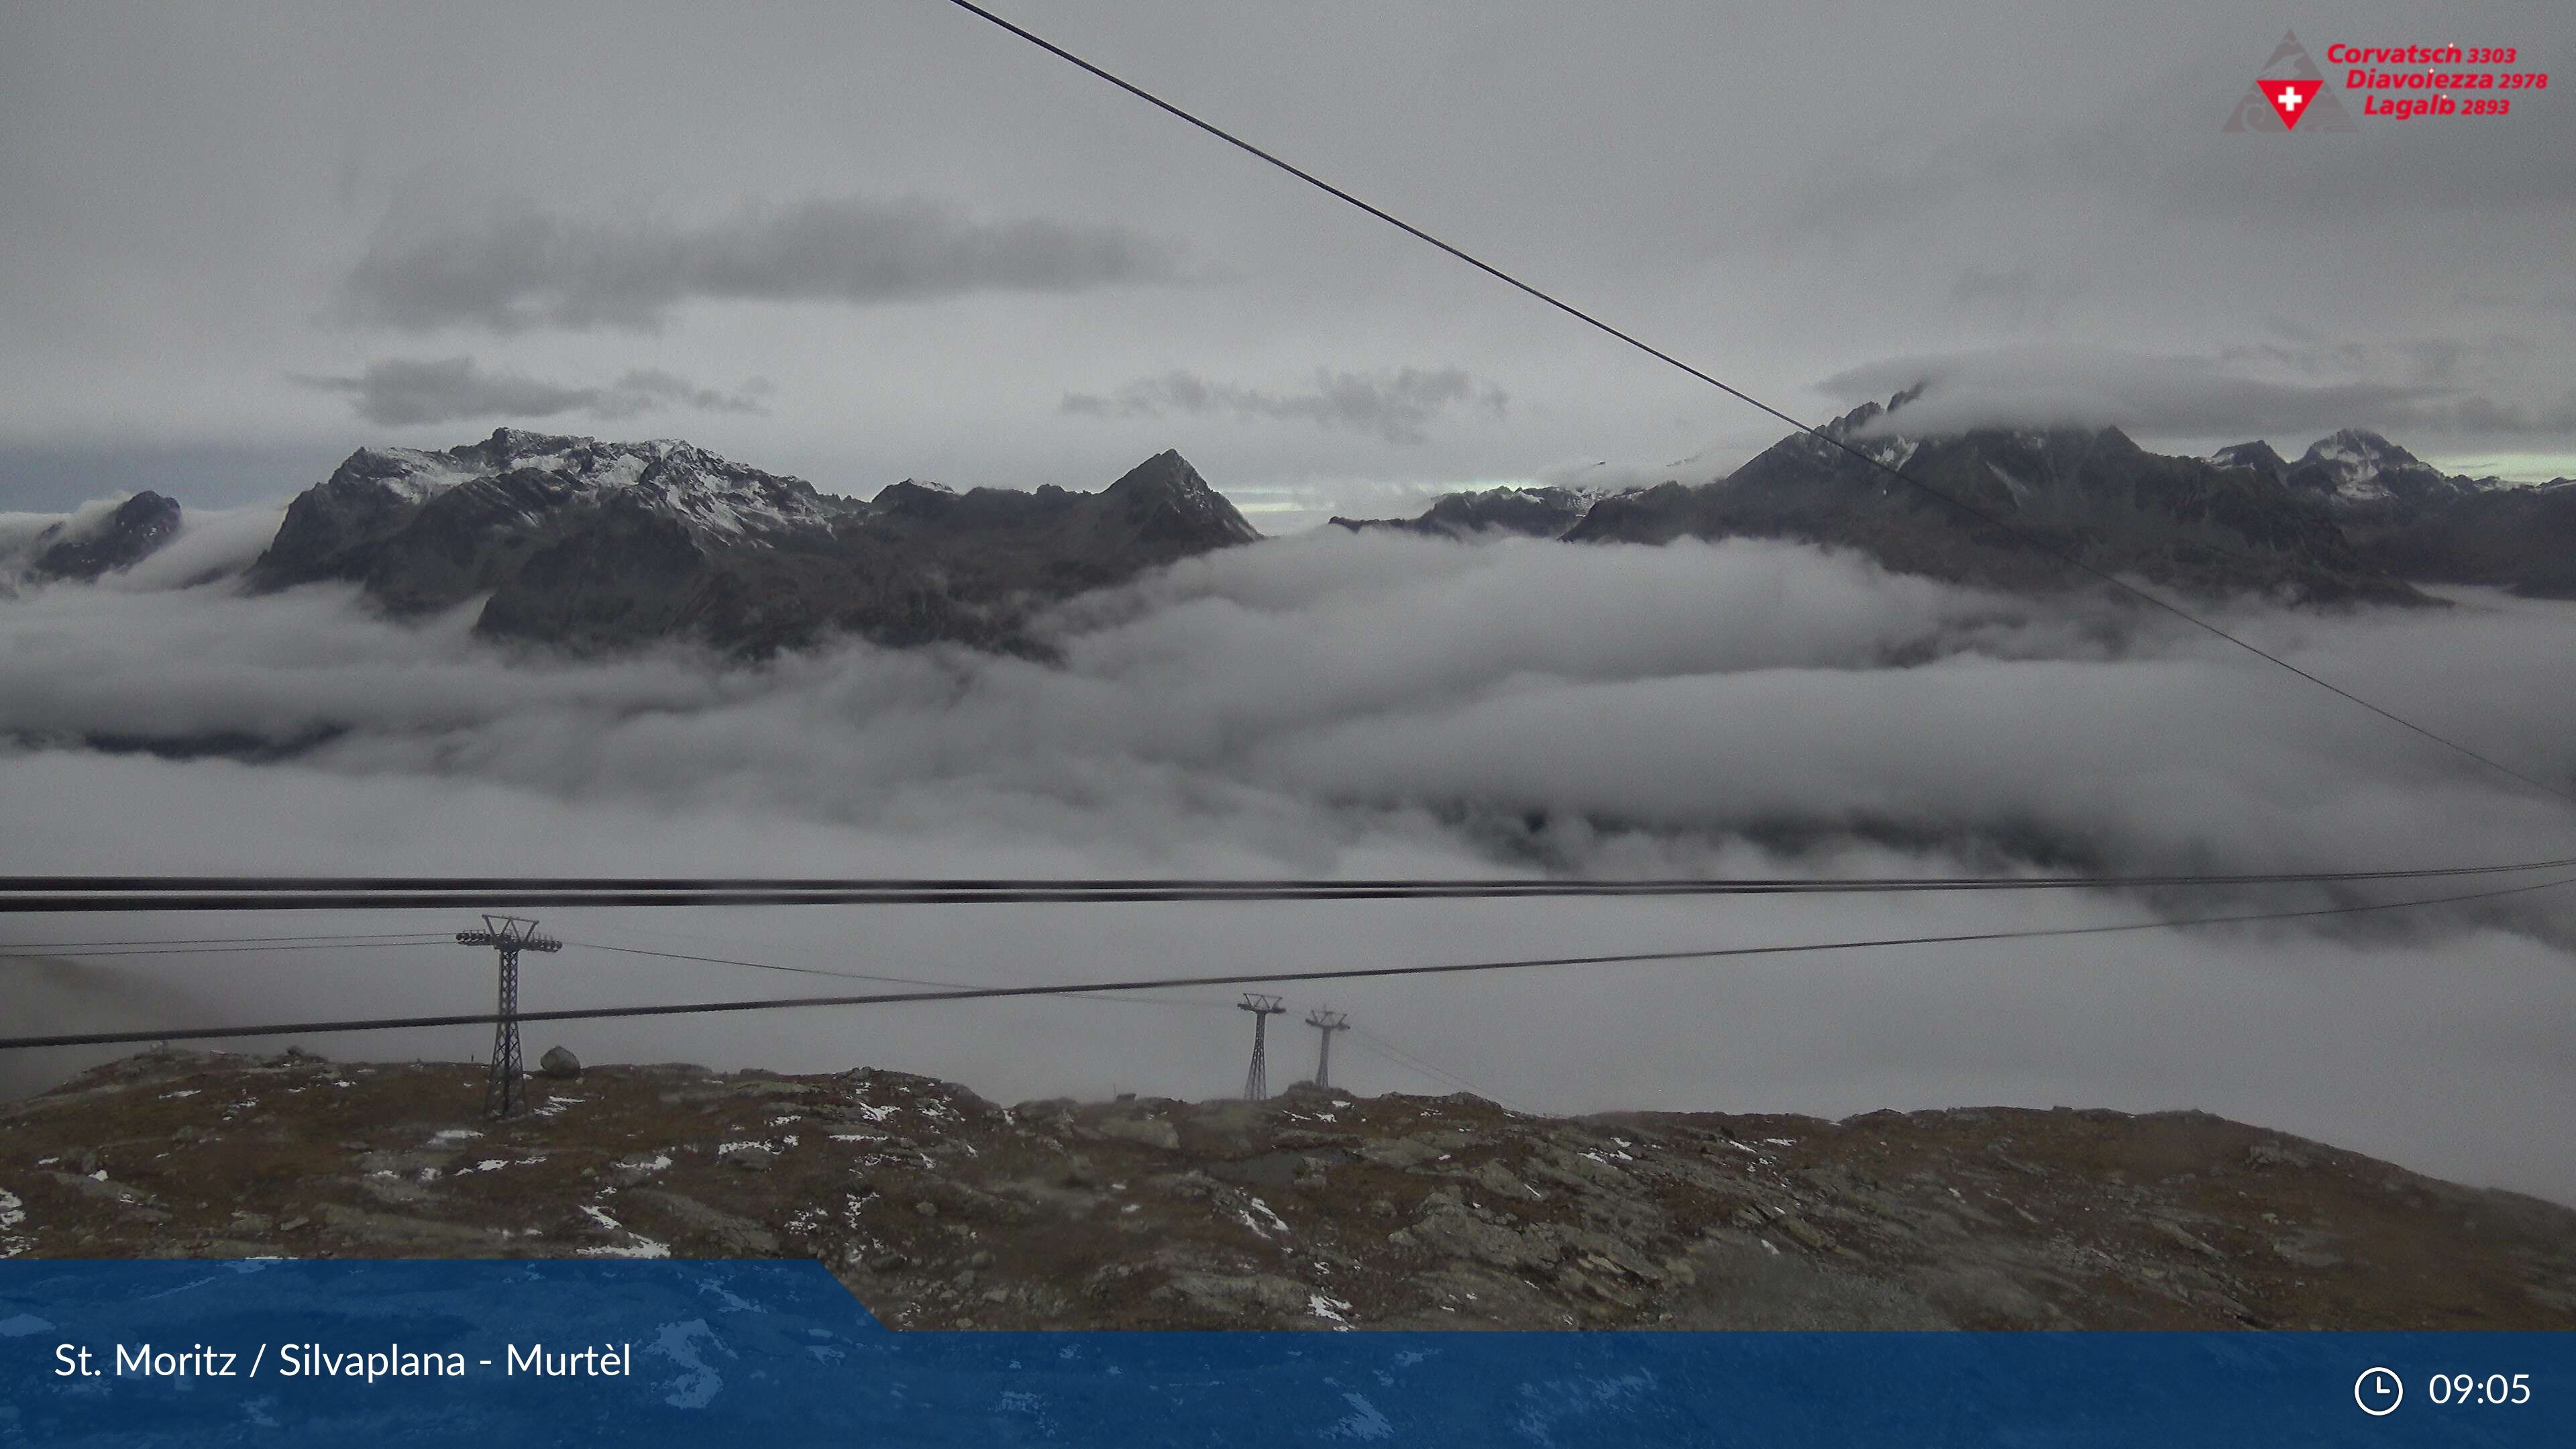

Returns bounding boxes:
[2265,79,2323,129]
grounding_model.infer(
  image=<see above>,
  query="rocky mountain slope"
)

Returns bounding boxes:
[2216,429,2576,598]
[242,431,1259,655]
[2273,428,2481,511]
[8,1049,2569,1332]
[1328,484,1625,541]
[0,492,182,587]
[1337,407,2576,604]
[1562,399,2424,604]
[21,416,2571,629]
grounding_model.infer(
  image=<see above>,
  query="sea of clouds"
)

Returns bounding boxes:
[3,515,2572,1199]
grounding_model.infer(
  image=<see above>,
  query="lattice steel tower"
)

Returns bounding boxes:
[455,915,561,1119]
[1304,1008,1349,1090]
[1238,992,1286,1100]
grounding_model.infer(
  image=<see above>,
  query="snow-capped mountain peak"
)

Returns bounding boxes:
[2206,440,2289,476]
[244,432,1257,655]
[2298,429,2417,498]
[2282,428,2476,507]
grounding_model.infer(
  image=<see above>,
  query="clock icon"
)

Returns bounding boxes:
[2355,1366,2404,1416]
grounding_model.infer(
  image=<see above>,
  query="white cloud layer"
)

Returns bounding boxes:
[2,531,2573,1200]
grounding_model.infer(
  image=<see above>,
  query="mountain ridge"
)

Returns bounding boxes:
[9,1047,2571,1331]
[1,492,184,588]
[16,413,2575,641]
[1326,483,1634,541]
[240,431,1259,656]
[2202,427,2576,596]
[1560,402,2422,604]
[1337,402,2574,603]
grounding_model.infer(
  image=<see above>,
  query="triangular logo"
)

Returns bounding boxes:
[2222,31,2357,132]
[2265,78,2322,128]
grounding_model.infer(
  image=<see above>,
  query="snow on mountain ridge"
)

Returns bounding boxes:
[244,432,1263,656]
[360,428,843,545]
[2301,429,2403,499]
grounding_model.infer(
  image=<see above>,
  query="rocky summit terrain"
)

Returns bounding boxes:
[2235,428,2576,598]
[1564,400,2428,606]
[6,1049,2570,1332]
[1340,400,2576,605]
[1326,484,1621,541]
[243,430,1260,656]
[16,413,2570,651]
[0,491,183,589]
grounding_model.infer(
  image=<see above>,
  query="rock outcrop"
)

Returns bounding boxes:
[7,1049,2569,1332]
[1563,398,2424,605]
[12,492,184,583]
[1329,484,1621,541]
[1329,404,2576,606]
[246,430,1260,656]
[2208,428,2576,597]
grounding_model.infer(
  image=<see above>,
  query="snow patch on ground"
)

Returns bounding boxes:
[578,1205,671,1259]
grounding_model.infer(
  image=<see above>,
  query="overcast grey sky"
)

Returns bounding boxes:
[3,0,2570,522]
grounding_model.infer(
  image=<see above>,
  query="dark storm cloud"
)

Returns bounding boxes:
[336,195,1190,332]
[1061,368,1508,445]
[1820,345,2576,443]
[297,356,769,428]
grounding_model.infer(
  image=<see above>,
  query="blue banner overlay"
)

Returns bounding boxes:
[0,1260,2563,1445]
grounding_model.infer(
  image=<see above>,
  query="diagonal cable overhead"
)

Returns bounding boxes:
[934,0,2575,811]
